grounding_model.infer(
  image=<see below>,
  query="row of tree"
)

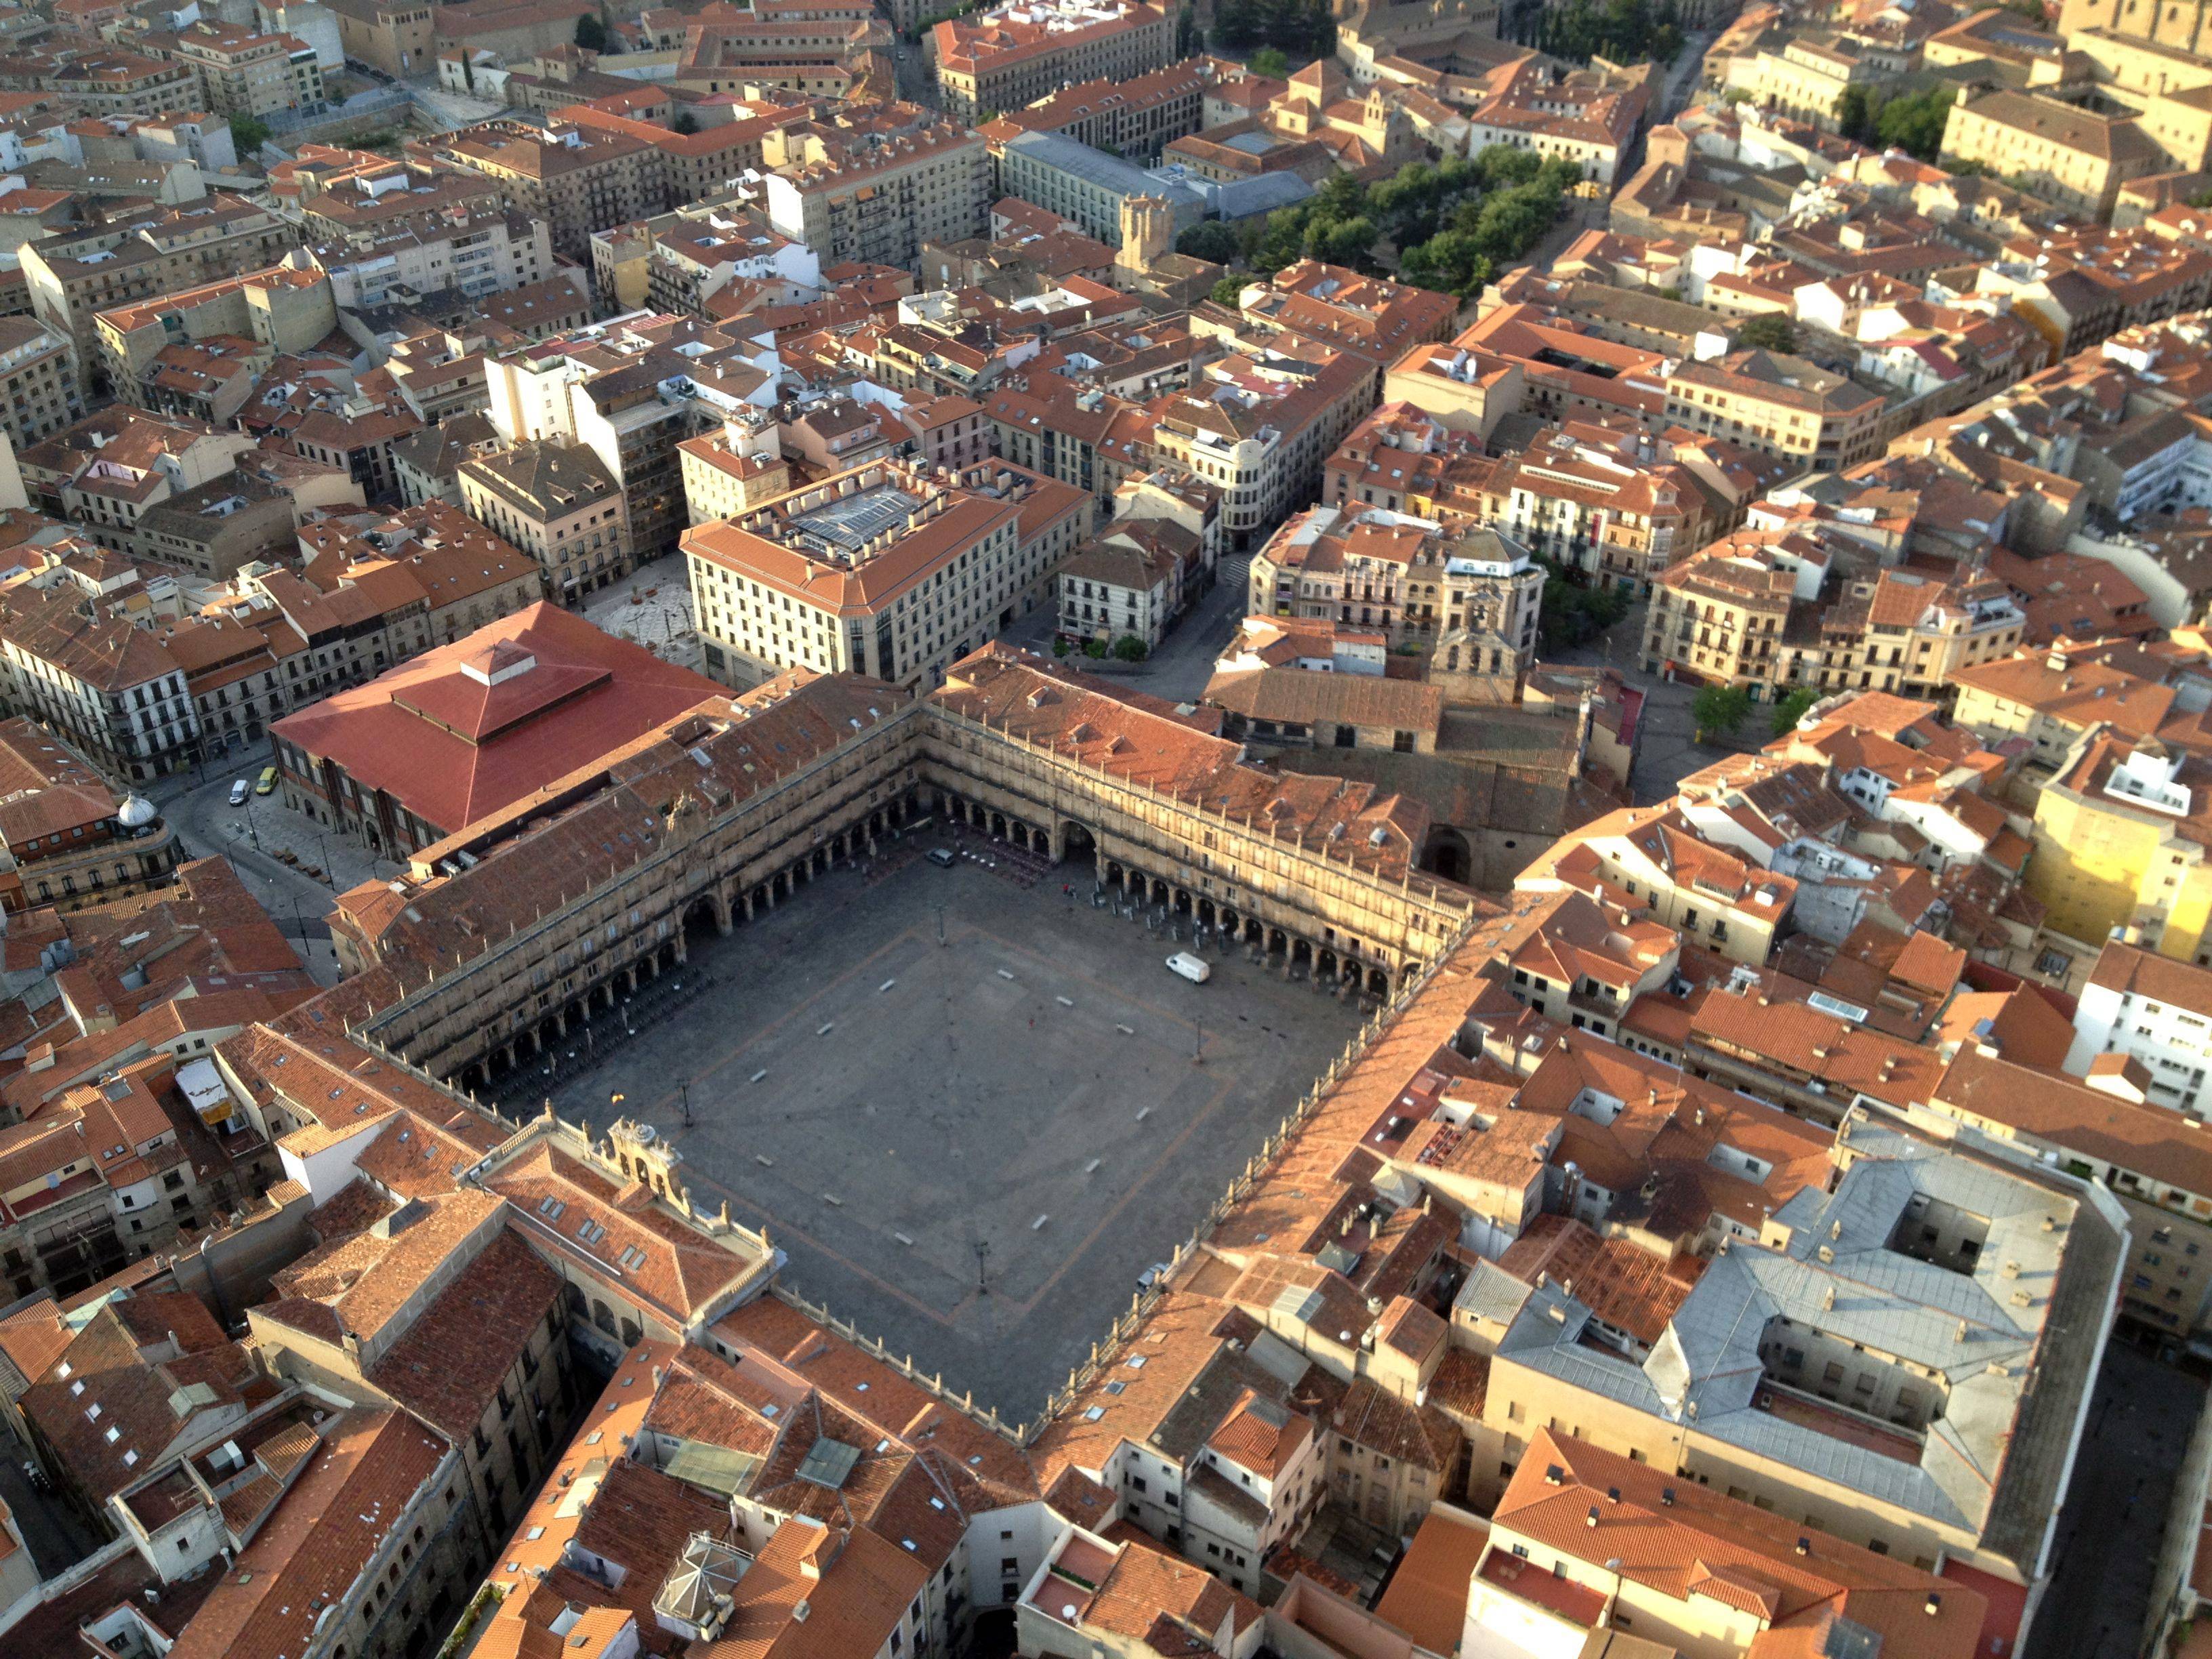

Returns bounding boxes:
[1213,0,1335,58]
[1511,0,1685,64]
[1175,147,1577,303]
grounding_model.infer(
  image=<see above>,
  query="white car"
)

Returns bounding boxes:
[228,779,251,806]
[1164,951,1210,984]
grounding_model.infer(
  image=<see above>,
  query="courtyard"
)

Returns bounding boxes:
[540,835,1366,1417]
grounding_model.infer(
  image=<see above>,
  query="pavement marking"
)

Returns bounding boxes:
[1055,996,1074,1008]
[879,979,896,992]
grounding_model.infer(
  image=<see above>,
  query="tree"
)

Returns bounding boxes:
[1872,83,1957,163]
[1836,84,1877,144]
[1083,638,1108,659]
[1693,684,1753,742]
[670,110,699,136]
[229,112,271,155]
[1770,686,1820,735]
[1176,222,1242,264]
[574,11,607,50]
[1112,634,1149,661]
[1735,313,1798,354]
[1251,45,1290,75]
[1176,1,1200,56]
[1052,636,1071,657]
[1210,274,1250,307]
[1215,0,1261,48]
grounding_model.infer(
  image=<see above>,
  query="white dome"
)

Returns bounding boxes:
[117,795,157,830]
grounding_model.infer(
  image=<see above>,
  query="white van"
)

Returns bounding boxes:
[1164,952,1211,984]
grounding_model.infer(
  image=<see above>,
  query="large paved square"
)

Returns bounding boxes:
[544,845,1364,1416]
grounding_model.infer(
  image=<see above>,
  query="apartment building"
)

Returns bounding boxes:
[20,197,296,391]
[243,1185,573,1562]
[0,716,175,912]
[1481,423,1715,593]
[1152,348,1375,550]
[1248,505,1544,661]
[678,422,791,525]
[1234,260,1458,394]
[480,311,774,561]
[0,318,75,454]
[1949,647,2176,771]
[1643,538,1808,693]
[758,104,990,272]
[683,458,1089,691]
[2067,938,2212,1113]
[458,438,632,601]
[143,20,323,117]
[933,0,1174,123]
[0,589,197,782]
[979,58,1210,158]
[2026,728,2212,960]
[93,262,334,409]
[415,121,662,262]
[22,49,200,118]
[588,199,819,322]
[1663,348,1889,474]
[1463,1429,1991,1659]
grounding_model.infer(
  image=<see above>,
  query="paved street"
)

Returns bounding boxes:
[1540,598,1738,804]
[148,746,396,982]
[0,1421,103,1576]
[2021,1344,2206,1659]
[1002,554,1254,704]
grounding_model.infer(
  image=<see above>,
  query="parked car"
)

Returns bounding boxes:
[255,766,277,796]
[927,846,957,867]
[228,779,250,806]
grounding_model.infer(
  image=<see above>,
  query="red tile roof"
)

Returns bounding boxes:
[272,602,724,839]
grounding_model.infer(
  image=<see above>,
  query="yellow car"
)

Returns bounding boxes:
[255,766,277,796]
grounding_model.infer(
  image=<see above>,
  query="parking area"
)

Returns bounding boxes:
[541,838,1364,1417]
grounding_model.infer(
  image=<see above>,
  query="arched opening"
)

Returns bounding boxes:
[1421,825,1473,885]
[592,1299,617,1335]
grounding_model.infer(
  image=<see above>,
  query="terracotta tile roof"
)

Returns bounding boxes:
[164,1407,451,1659]
[1498,1430,1985,1659]
[273,603,724,840]
[489,1142,765,1325]
[367,1227,559,1439]
[21,1298,258,1504]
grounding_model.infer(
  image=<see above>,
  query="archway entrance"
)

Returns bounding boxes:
[1422,825,1472,885]
[1061,821,1096,866]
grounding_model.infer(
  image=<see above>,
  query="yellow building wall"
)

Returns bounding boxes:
[2026,786,2164,944]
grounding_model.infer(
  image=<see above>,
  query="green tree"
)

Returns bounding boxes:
[1216,0,1261,48]
[670,109,699,136]
[1083,638,1108,659]
[1176,2,1200,55]
[1836,84,1877,144]
[1176,222,1242,263]
[1872,83,1957,162]
[1112,634,1149,662]
[1251,45,1290,75]
[1314,169,1367,220]
[1735,313,1799,354]
[1770,686,1820,735]
[1693,684,1753,742]
[1210,274,1250,306]
[1052,636,1071,657]
[229,112,271,155]
[574,10,607,50]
